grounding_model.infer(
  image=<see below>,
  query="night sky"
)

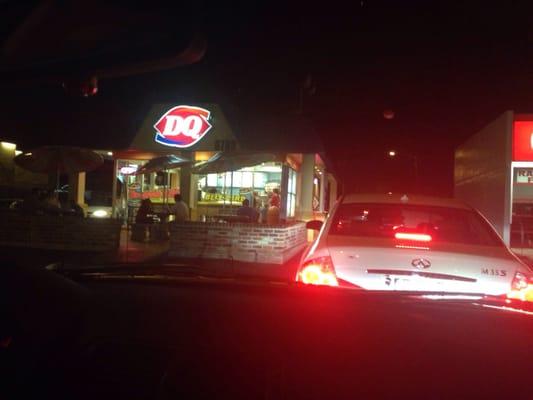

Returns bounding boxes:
[1,1,533,196]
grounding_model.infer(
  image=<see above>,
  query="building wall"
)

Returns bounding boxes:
[297,153,315,220]
[129,103,238,153]
[168,221,307,264]
[0,212,121,251]
[454,111,513,243]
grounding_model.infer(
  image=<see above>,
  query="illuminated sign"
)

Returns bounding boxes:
[513,120,533,161]
[128,188,179,201]
[201,193,245,203]
[120,165,138,175]
[154,105,213,148]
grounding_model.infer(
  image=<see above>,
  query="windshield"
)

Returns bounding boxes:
[3,4,533,399]
[0,2,531,291]
[331,203,504,247]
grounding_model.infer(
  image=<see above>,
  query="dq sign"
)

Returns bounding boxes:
[154,105,213,148]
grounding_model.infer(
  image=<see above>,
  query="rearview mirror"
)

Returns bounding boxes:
[2,4,206,87]
[306,220,323,231]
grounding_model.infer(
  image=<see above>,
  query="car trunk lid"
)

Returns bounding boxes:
[327,235,518,295]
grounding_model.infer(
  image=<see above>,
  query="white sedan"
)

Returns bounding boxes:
[298,194,532,298]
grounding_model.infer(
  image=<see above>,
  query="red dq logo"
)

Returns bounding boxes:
[154,105,213,148]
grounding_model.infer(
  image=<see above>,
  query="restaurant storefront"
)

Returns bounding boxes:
[104,103,336,224]
[0,103,336,263]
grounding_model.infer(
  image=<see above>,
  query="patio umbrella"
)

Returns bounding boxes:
[14,146,104,174]
[14,146,104,189]
[134,155,191,175]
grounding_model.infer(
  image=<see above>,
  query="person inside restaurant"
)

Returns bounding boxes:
[132,198,157,242]
[169,194,189,222]
[267,188,281,224]
[135,198,154,224]
[270,188,281,208]
[237,198,259,222]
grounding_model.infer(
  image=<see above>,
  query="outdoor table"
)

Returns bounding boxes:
[155,211,170,223]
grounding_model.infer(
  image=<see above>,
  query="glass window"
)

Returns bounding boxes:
[511,168,533,248]
[207,174,218,187]
[242,172,253,187]
[253,172,266,187]
[198,163,282,206]
[330,203,504,247]
[286,168,297,218]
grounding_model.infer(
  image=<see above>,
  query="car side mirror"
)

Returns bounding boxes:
[306,220,323,231]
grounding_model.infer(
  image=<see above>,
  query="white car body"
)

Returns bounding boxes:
[299,194,532,296]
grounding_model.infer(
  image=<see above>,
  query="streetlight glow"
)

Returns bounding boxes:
[388,150,396,157]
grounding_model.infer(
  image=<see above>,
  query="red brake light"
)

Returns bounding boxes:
[297,256,338,287]
[394,232,432,242]
[511,272,529,291]
[508,272,533,302]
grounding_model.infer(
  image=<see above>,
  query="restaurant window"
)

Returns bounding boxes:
[286,168,297,218]
[511,167,533,249]
[116,159,180,223]
[312,174,320,211]
[197,162,282,208]
[143,173,152,192]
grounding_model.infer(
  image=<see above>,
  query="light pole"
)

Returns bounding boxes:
[388,150,419,192]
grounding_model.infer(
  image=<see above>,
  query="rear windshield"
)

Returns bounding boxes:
[330,203,504,247]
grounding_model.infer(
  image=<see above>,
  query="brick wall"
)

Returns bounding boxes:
[169,221,307,264]
[0,212,122,252]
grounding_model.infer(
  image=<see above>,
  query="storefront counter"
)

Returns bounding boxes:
[0,212,122,252]
[168,220,307,264]
[195,204,239,220]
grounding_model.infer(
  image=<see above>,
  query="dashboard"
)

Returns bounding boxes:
[1,266,532,399]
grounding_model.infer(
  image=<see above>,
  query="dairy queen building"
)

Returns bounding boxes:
[70,102,338,225]
[0,102,338,264]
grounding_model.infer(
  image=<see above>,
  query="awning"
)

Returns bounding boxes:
[134,155,192,175]
[191,152,281,174]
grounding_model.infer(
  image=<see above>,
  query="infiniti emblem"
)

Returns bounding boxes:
[411,258,431,269]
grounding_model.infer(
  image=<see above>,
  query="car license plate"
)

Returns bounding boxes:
[385,275,438,291]
[386,276,412,290]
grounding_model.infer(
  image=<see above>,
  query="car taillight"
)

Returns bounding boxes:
[511,272,529,291]
[394,232,432,242]
[297,256,338,287]
[508,272,533,302]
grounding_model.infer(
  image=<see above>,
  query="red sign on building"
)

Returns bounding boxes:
[513,120,533,161]
[154,105,212,148]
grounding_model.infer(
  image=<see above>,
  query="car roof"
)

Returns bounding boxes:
[341,193,471,210]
